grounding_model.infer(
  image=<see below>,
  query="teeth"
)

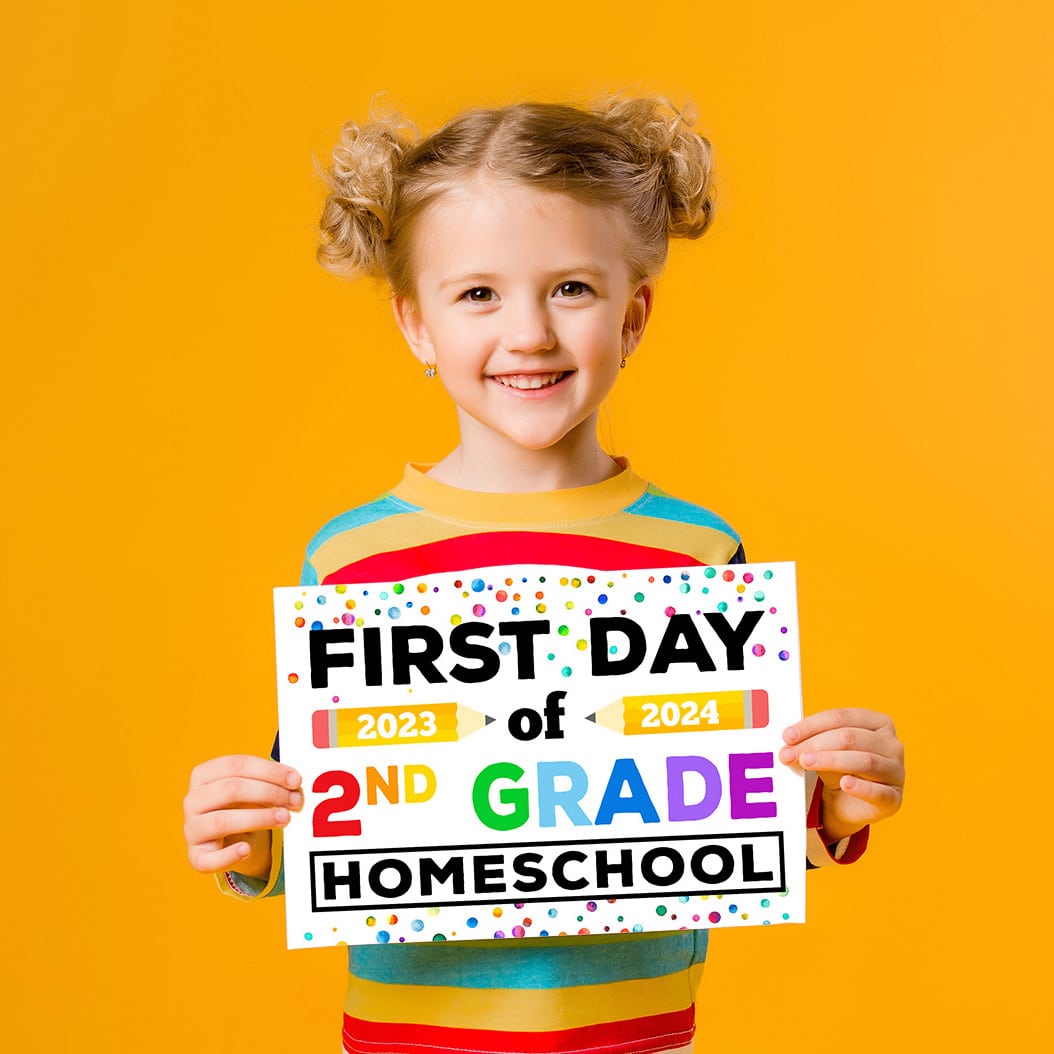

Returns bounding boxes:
[496,372,565,390]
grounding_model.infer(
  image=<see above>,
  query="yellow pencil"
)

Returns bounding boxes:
[312,702,493,748]
[587,689,768,736]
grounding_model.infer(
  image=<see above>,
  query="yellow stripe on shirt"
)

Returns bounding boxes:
[343,969,697,1032]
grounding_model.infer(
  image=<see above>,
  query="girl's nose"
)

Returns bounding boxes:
[501,300,556,354]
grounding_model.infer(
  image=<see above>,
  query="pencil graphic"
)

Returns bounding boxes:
[587,690,768,736]
[312,702,494,748]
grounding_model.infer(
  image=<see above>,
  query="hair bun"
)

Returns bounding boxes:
[596,96,715,241]
[317,109,418,279]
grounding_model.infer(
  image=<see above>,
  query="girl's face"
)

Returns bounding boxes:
[394,177,652,471]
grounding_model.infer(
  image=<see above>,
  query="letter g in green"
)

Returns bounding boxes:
[473,762,529,831]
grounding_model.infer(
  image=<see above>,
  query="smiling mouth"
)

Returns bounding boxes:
[493,371,570,390]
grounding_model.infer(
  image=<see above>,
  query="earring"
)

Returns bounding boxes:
[424,364,437,379]
[619,355,628,369]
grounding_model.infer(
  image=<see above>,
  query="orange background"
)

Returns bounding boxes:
[3,2,1050,1049]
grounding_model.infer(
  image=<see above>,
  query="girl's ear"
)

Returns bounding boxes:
[621,280,655,361]
[392,297,435,366]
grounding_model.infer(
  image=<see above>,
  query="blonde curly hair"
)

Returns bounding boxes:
[317,96,715,299]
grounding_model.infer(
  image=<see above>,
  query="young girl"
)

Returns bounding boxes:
[183,96,905,1054]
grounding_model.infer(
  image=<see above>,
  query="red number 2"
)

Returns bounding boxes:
[312,770,362,837]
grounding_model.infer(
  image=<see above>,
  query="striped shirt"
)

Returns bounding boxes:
[224,462,865,1053]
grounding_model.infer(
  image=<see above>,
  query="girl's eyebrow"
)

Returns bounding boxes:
[549,266,608,281]
[438,272,499,291]
[438,266,609,291]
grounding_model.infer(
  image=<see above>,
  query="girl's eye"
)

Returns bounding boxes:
[556,281,589,298]
[464,287,494,303]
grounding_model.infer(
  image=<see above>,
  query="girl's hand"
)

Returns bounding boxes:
[778,709,905,844]
[183,755,303,879]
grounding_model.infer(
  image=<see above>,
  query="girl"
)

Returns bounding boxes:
[184,96,905,1054]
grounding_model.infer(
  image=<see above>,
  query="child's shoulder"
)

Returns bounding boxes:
[299,485,417,586]
[304,489,411,557]
[619,478,743,566]
[630,480,741,544]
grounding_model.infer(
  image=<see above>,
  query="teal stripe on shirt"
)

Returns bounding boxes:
[300,494,422,585]
[347,930,708,989]
[626,487,741,542]
[304,495,421,558]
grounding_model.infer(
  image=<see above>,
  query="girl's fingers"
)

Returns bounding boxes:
[835,774,904,810]
[188,839,254,875]
[185,805,291,848]
[779,725,903,767]
[183,757,302,877]
[189,755,301,791]
[777,710,906,834]
[783,709,898,745]
[796,749,904,787]
[186,775,304,816]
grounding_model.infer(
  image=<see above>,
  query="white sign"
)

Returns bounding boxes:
[274,562,805,948]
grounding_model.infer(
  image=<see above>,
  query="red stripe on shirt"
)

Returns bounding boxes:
[807,776,871,865]
[342,1006,695,1054]
[322,532,705,585]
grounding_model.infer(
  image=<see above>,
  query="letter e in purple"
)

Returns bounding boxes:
[729,752,777,820]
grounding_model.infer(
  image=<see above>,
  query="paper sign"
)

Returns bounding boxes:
[274,562,805,949]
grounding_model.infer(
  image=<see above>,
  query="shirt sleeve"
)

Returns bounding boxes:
[216,731,286,899]
[804,770,870,867]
